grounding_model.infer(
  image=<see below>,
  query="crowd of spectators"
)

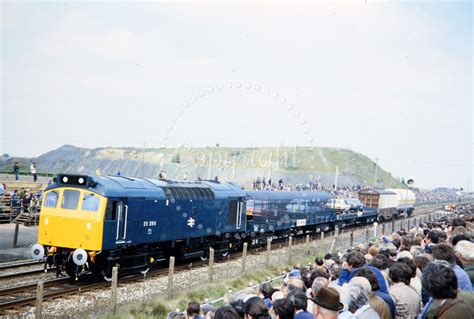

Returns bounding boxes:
[1,185,41,214]
[251,177,360,197]
[413,188,469,204]
[250,177,474,205]
[171,212,474,319]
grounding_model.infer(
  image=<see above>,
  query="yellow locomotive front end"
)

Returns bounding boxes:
[31,175,107,277]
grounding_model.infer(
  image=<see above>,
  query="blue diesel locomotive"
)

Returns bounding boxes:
[30,174,376,279]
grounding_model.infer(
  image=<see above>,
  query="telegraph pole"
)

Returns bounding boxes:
[373,158,378,188]
[141,141,146,178]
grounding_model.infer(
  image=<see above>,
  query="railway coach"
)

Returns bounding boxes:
[245,190,334,244]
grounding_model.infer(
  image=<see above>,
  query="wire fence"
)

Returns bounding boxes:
[189,208,451,307]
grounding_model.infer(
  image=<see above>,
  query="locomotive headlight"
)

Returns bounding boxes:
[78,177,84,184]
[31,244,45,260]
[62,176,68,183]
[72,248,88,266]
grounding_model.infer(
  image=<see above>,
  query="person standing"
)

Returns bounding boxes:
[95,166,101,176]
[13,162,19,180]
[30,162,37,182]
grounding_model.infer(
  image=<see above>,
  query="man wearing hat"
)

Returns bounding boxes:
[310,287,344,319]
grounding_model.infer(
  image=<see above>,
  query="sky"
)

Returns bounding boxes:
[1,0,472,190]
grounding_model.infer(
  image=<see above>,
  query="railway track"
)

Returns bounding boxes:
[0,260,58,284]
[0,203,461,314]
[0,253,225,313]
[0,268,49,281]
[0,260,42,271]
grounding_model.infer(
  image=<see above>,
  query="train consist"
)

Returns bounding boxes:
[30,174,415,279]
[358,188,416,221]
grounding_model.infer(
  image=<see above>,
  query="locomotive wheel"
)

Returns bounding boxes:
[102,270,113,282]
[65,260,77,278]
[200,254,208,261]
[221,250,229,257]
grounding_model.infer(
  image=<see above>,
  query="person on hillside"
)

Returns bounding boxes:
[159,170,167,179]
[95,166,101,176]
[13,162,19,180]
[30,162,37,182]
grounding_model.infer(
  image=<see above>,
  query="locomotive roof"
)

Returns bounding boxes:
[46,174,246,199]
[246,190,333,201]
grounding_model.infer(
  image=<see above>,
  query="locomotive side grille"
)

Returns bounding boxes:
[161,187,215,200]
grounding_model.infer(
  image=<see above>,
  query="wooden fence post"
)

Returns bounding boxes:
[306,234,311,256]
[321,231,324,240]
[242,243,248,273]
[288,236,293,264]
[12,224,19,248]
[373,222,378,239]
[350,231,354,247]
[391,219,395,233]
[266,238,272,267]
[365,226,369,241]
[208,248,214,283]
[110,266,118,314]
[35,281,44,319]
[329,236,337,254]
[168,257,175,292]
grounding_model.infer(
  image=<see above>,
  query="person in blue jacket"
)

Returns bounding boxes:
[338,251,396,317]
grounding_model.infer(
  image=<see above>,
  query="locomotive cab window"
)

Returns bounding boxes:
[61,190,80,210]
[44,191,59,208]
[82,193,100,212]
